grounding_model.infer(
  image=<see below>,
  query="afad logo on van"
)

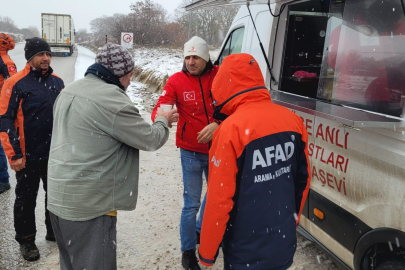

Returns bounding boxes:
[189,46,197,53]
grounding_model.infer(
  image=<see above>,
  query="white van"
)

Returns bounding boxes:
[42,13,75,56]
[187,1,405,269]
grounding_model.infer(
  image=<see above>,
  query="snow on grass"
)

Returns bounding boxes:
[133,48,183,79]
[132,47,221,79]
[127,81,147,113]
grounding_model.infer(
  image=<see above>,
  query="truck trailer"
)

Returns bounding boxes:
[41,13,75,56]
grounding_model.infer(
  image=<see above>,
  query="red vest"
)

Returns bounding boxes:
[152,65,219,154]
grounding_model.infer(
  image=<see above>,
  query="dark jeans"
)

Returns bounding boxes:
[50,213,117,270]
[0,143,9,185]
[14,160,53,244]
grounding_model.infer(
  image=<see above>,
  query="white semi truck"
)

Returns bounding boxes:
[41,13,75,56]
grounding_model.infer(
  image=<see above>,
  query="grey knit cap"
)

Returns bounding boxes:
[95,43,134,78]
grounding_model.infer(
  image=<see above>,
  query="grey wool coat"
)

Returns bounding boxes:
[47,74,169,221]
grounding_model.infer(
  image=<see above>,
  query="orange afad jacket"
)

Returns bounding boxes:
[198,54,311,270]
[0,51,17,90]
[0,33,17,90]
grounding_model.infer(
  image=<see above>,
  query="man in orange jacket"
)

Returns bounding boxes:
[0,33,16,194]
[198,54,311,270]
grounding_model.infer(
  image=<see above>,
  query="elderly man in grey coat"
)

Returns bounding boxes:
[47,43,178,270]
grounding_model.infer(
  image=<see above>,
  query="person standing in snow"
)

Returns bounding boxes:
[198,54,311,270]
[47,43,178,270]
[0,37,64,261]
[151,36,220,270]
[0,33,16,194]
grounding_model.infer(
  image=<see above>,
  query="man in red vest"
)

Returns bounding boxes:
[152,36,220,270]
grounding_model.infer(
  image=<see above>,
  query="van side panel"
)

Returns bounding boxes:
[301,215,355,268]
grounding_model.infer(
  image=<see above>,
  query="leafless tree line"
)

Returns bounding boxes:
[82,0,238,48]
[0,16,40,42]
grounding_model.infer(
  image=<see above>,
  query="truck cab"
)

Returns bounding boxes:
[187,0,405,269]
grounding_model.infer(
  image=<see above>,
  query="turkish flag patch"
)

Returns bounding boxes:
[9,66,16,72]
[184,91,195,101]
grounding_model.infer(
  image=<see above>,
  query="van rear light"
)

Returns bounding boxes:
[313,208,324,220]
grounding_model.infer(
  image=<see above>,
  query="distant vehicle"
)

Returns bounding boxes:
[41,13,75,56]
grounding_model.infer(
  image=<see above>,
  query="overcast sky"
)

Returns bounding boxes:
[3,0,184,32]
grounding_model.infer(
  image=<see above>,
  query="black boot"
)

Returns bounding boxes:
[20,242,40,261]
[45,232,56,242]
[182,249,201,270]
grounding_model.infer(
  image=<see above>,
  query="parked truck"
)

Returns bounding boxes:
[41,13,75,56]
[187,0,405,269]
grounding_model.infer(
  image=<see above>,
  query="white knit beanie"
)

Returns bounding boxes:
[184,36,210,62]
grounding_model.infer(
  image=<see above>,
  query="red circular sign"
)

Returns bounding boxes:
[123,34,132,43]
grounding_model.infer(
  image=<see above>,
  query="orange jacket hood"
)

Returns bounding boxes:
[211,53,270,119]
[0,34,15,52]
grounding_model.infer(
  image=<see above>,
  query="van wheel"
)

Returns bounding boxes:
[375,260,405,270]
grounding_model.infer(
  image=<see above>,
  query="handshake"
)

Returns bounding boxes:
[155,104,179,128]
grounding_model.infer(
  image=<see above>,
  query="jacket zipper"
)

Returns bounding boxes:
[198,76,210,126]
[41,71,53,105]
[198,75,211,149]
[181,122,187,140]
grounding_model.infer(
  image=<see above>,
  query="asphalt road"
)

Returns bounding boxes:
[0,44,77,270]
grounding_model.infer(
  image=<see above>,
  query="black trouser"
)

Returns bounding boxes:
[14,160,53,244]
[50,213,117,270]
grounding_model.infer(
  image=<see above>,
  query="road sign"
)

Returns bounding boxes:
[121,32,134,49]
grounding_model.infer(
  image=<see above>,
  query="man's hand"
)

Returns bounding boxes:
[11,158,25,172]
[155,107,179,128]
[197,122,219,143]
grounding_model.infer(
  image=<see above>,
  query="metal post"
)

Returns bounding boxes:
[105,35,107,44]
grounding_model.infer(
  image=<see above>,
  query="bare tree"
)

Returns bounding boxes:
[174,0,239,47]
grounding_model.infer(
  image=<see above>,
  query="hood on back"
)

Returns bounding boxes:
[0,33,15,52]
[211,53,270,120]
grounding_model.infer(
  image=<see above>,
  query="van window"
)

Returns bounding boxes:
[281,0,405,117]
[218,27,245,65]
